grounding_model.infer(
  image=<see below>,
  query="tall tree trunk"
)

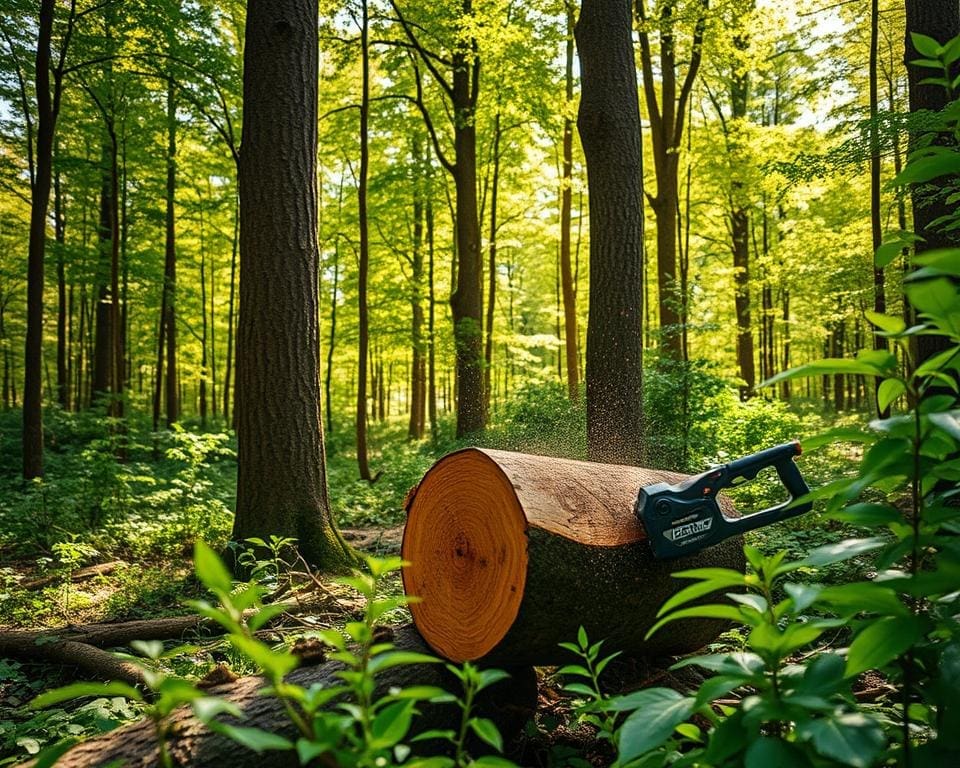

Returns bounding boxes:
[234,0,356,571]
[92,135,114,402]
[224,193,239,426]
[560,0,579,400]
[325,233,340,437]
[870,0,888,416]
[54,143,69,411]
[199,202,208,427]
[163,79,179,425]
[576,0,645,466]
[409,139,426,440]
[483,112,501,418]
[427,193,438,440]
[356,0,372,480]
[904,0,959,366]
[636,0,707,360]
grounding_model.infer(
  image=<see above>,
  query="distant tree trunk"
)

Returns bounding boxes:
[54,145,68,410]
[427,193,438,440]
[636,0,707,359]
[223,193,238,426]
[576,0,645,466]
[325,234,340,437]
[356,0,372,480]
[92,134,113,403]
[24,0,71,477]
[199,203,208,427]
[409,139,426,440]
[153,295,166,432]
[870,0,888,416]
[560,0,579,401]
[904,0,960,366]
[163,80,179,425]
[483,112,501,418]
[234,0,357,571]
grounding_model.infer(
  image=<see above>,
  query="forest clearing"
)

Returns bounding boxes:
[1,0,959,766]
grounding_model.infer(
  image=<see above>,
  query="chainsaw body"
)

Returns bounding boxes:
[635,442,813,559]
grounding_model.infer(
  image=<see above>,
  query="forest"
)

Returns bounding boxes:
[0,0,959,765]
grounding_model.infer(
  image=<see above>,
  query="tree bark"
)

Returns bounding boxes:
[560,0,579,401]
[54,143,68,410]
[483,112,501,419]
[409,138,426,440]
[576,0,645,466]
[28,624,536,768]
[163,79,179,426]
[904,0,960,366]
[234,0,356,571]
[23,0,60,478]
[636,0,707,360]
[357,0,373,480]
[403,449,745,665]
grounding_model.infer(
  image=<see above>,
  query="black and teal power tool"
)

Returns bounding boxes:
[635,442,813,559]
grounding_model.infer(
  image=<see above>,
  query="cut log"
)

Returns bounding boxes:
[29,624,536,768]
[402,448,745,664]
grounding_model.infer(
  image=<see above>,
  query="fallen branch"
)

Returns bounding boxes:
[0,599,336,682]
[20,561,128,591]
[25,624,537,768]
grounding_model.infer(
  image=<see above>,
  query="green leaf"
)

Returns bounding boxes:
[797,713,885,767]
[911,32,942,58]
[192,696,244,723]
[469,718,504,752]
[297,738,333,764]
[745,736,808,768]
[247,603,290,633]
[845,615,923,677]
[906,278,960,317]
[645,604,745,639]
[817,582,909,617]
[878,379,907,411]
[930,412,960,442]
[33,739,80,768]
[471,757,520,768]
[865,311,906,334]
[130,639,164,660]
[477,668,511,692]
[617,689,695,763]
[784,582,822,612]
[913,248,960,278]
[576,625,588,648]
[411,729,457,743]
[800,538,886,567]
[31,681,143,709]
[194,540,234,595]
[210,722,294,753]
[229,635,298,680]
[657,569,746,616]
[828,502,902,527]
[371,700,416,749]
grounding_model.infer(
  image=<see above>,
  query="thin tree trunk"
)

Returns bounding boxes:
[356,0,372,480]
[484,112,501,418]
[200,201,208,427]
[560,0,579,401]
[427,192,438,440]
[409,139,426,440]
[870,0,887,416]
[224,192,238,425]
[163,79,179,425]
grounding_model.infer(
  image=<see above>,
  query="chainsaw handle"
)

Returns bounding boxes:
[723,441,812,535]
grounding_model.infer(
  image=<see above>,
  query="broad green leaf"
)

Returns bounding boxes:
[845,615,923,677]
[617,689,695,763]
[472,757,521,768]
[477,668,511,691]
[645,604,745,639]
[906,278,960,317]
[865,311,906,334]
[911,32,942,58]
[247,603,290,633]
[878,379,906,411]
[192,696,244,723]
[657,569,746,616]
[469,718,504,752]
[828,502,901,527]
[194,540,233,595]
[371,700,415,748]
[797,713,885,767]
[210,722,294,753]
[929,412,960,442]
[33,739,80,768]
[784,582,822,612]
[800,538,885,567]
[913,248,960,278]
[32,681,143,709]
[229,635,298,679]
[817,582,908,617]
[745,736,808,768]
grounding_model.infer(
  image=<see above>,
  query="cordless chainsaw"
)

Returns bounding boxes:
[635,441,813,559]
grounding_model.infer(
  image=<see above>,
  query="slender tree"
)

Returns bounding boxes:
[636,0,707,359]
[233,0,356,569]
[576,0,645,466]
[560,0,579,400]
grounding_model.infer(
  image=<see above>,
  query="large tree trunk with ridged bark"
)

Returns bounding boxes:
[233,0,355,571]
[576,0,645,466]
[402,449,745,665]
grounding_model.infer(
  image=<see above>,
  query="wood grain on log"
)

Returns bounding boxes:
[402,449,745,664]
[29,624,536,768]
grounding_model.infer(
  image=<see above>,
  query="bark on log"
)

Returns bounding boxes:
[30,624,536,768]
[402,449,745,665]
[20,560,127,590]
